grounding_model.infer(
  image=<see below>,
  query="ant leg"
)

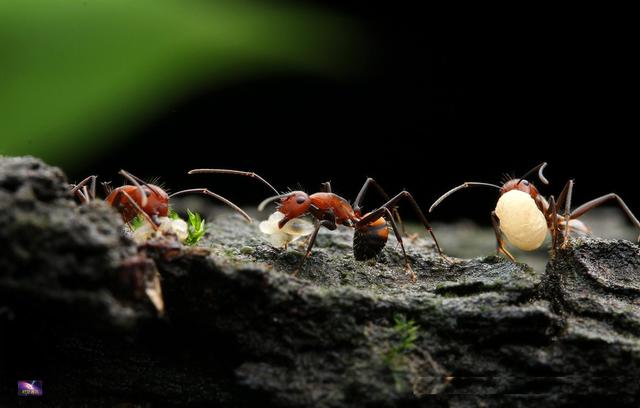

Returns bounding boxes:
[356,191,444,257]
[112,190,159,230]
[380,207,416,281]
[74,189,88,203]
[82,186,90,203]
[294,219,336,276]
[353,177,404,232]
[118,170,149,207]
[570,193,640,242]
[119,170,167,201]
[295,221,321,276]
[85,176,96,200]
[120,170,156,190]
[491,211,516,261]
[70,184,88,203]
[554,180,571,209]
[70,175,96,194]
[169,188,252,223]
[101,181,113,195]
[307,205,337,229]
[70,175,97,203]
[90,177,96,199]
[563,181,573,248]
[555,180,574,248]
[187,169,280,195]
[546,195,560,256]
[552,180,573,248]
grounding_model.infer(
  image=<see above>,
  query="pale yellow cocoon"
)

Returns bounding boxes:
[495,190,547,251]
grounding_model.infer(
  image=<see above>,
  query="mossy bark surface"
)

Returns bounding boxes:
[1,157,639,406]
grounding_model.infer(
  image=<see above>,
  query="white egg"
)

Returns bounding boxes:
[495,190,547,251]
[131,216,189,243]
[159,217,189,242]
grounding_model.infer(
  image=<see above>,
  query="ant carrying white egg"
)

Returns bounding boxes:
[429,163,640,260]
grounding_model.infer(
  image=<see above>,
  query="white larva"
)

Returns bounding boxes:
[259,211,314,248]
[495,190,547,251]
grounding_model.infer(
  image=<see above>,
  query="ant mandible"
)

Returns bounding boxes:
[429,162,640,260]
[70,170,251,231]
[186,169,446,280]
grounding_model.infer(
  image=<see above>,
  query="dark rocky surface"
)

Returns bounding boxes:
[1,156,640,406]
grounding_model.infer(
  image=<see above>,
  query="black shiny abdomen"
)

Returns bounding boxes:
[353,223,388,260]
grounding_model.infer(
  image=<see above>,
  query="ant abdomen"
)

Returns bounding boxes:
[353,218,389,261]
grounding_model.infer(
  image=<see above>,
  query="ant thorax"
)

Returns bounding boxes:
[495,190,547,251]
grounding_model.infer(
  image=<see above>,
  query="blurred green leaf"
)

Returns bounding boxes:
[0,0,358,167]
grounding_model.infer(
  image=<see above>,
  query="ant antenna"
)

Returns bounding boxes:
[516,162,549,186]
[258,193,294,212]
[188,169,279,195]
[70,175,97,201]
[170,188,252,223]
[429,182,501,213]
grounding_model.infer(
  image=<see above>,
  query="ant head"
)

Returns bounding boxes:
[107,183,170,222]
[501,162,548,198]
[147,184,168,200]
[277,191,311,227]
[501,179,539,198]
[145,184,169,217]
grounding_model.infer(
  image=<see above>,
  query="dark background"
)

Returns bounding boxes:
[69,4,637,224]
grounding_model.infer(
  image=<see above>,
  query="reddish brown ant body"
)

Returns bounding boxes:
[105,183,169,224]
[187,169,445,280]
[70,170,251,230]
[430,163,640,260]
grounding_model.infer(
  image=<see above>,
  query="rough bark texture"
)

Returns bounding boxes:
[1,156,639,406]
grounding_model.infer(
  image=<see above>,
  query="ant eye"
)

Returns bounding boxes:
[296,196,306,204]
[522,180,529,186]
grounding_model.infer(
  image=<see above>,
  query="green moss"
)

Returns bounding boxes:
[240,246,254,255]
[384,314,419,367]
[185,210,206,246]
[129,214,145,230]
[222,248,236,258]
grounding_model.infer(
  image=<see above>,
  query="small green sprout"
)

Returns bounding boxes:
[384,314,419,366]
[185,209,206,245]
[168,209,180,220]
[130,215,145,230]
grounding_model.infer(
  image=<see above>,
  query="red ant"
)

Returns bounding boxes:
[70,170,251,231]
[429,162,640,260]
[186,169,445,280]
